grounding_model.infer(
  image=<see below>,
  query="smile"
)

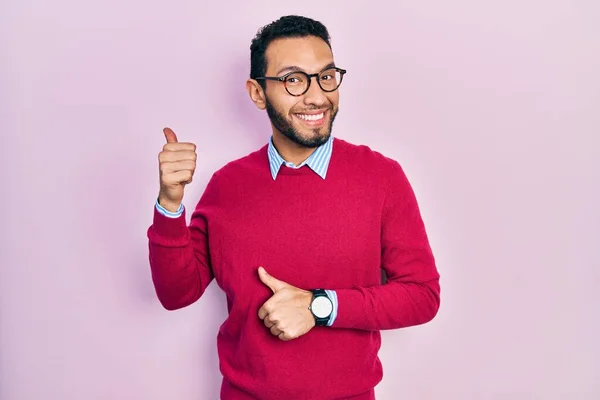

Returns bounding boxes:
[294,110,328,127]
[296,112,324,121]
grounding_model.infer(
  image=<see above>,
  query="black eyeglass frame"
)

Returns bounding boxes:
[255,67,347,97]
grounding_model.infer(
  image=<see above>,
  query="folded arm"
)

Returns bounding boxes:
[331,160,440,331]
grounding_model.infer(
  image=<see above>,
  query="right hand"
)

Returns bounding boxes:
[158,127,197,212]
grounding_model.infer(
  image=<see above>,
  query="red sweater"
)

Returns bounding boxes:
[147,138,440,400]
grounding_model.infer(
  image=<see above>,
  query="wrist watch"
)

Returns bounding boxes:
[309,289,333,326]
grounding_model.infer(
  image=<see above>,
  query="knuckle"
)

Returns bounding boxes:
[159,152,172,163]
[160,152,175,163]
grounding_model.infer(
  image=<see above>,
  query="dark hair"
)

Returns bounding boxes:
[250,15,332,88]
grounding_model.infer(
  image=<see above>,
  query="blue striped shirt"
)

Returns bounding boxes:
[155,135,338,326]
[267,134,334,179]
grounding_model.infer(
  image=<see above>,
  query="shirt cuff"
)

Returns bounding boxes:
[325,289,338,327]
[155,199,184,218]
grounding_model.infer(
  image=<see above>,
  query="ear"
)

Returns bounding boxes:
[246,79,267,110]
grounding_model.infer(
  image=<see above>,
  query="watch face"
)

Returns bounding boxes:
[312,296,333,318]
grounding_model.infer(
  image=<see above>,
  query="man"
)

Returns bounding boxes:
[147,15,440,400]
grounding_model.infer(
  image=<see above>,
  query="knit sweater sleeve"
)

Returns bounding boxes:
[146,173,219,310]
[332,160,441,331]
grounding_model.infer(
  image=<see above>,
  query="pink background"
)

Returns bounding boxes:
[2,0,599,399]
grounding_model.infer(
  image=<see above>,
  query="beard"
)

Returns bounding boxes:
[265,97,338,148]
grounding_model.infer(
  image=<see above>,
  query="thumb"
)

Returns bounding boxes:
[258,267,288,293]
[163,127,178,143]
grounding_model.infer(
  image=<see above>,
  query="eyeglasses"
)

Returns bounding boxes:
[255,67,347,96]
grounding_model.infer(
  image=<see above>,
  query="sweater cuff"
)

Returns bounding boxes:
[151,203,188,240]
[327,288,365,329]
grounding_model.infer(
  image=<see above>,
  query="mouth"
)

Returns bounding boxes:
[293,110,328,127]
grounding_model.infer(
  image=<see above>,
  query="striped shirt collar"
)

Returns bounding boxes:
[267,135,334,180]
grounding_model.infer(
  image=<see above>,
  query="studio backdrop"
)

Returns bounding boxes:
[1,0,599,399]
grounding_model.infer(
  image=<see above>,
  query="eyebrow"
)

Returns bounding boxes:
[275,62,336,76]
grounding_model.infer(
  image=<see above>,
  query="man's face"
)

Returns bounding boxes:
[263,36,340,148]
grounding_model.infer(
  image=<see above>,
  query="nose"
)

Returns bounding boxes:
[302,76,327,107]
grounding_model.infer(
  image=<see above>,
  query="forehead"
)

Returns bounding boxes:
[265,36,334,75]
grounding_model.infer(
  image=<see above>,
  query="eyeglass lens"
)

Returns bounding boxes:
[284,68,343,95]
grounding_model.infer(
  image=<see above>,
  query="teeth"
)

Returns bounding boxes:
[297,113,324,121]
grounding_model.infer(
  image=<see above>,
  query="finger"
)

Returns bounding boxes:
[162,170,194,186]
[278,332,290,341]
[270,324,282,336]
[163,127,178,143]
[160,160,196,174]
[258,298,276,321]
[258,305,269,320]
[159,150,197,163]
[263,313,279,329]
[263,314,272,328]
[163,142,197,152]
[258,267,288,293]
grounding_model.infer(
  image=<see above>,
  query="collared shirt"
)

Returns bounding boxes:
[267,134,334,180]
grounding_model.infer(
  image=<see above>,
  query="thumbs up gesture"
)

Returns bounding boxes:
[158,127,197,212]
[257,267,315,341]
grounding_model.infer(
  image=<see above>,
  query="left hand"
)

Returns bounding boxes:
[257,267,315,341]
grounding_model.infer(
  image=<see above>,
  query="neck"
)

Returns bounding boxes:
[271,130,318,166]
